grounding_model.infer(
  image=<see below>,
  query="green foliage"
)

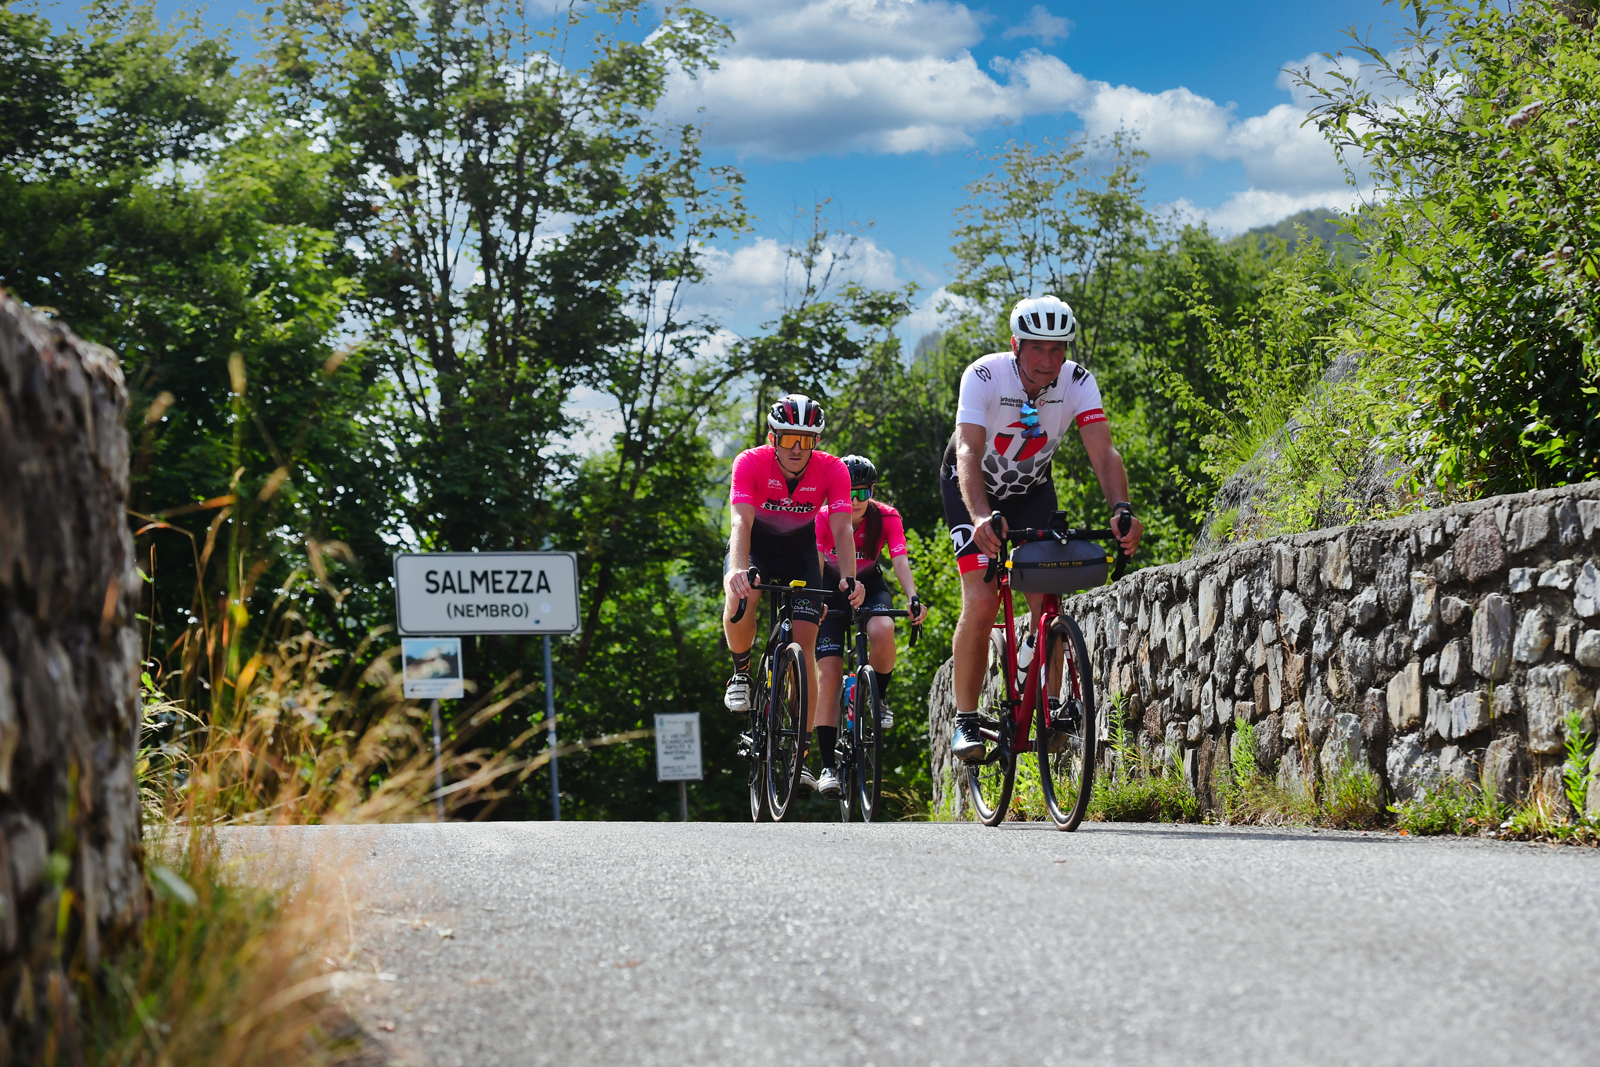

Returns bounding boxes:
[1562,707,1595,818]
[1087,713,1202,823]
[1392,779,1506,836]
[1308,0,1600,492]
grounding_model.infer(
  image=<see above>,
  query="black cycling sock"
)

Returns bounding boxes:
[731,649,751,674]
[816,726,837,769]
[873,670,893,702]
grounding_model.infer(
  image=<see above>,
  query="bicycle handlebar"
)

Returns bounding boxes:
[981,512,1135,585]
[729,566,853,624]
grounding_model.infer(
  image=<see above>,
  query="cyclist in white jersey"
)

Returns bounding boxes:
[940,295,1144,763]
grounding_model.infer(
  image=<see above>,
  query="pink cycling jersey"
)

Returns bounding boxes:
[815,501,908,567]
[729,446,852,539]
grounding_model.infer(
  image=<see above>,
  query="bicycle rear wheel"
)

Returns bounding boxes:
[852,665,882,821]
[747,715,767,822]
[1038,614,1097,830]
[766,642,808,821]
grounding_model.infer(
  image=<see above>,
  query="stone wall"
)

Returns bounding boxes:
[0,292,144,1063]
[929,481,1600,816]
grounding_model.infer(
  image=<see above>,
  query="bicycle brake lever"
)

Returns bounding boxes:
[729,566,761,623]
[1112,511,1132,581]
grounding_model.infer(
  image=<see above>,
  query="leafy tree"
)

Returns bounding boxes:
[1308,0,1600,492]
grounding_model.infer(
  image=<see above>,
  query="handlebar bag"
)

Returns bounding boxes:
[1009,537,1109,594]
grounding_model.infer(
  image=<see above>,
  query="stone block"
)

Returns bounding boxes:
[1252,570,1277,618]
[1387,661,1422,732]
[1511,504,1551,552]
[1422,652,1439,678]
[1186,714,1202,744]
[1579,499,1600,540]
[1376,624,1414,668]
[1470,594,1513,680]
[1556,498,1582,547]
[1254,671,1269,714]
[1297,545,1322,598]
[1281,705,1305,741]
[1266,647,1284,711]
[1306,692,1334,746]
[1235,700,1256,725]
[1164,609,1184,661]
[1257,713,1284,769]
[1360,687,1389,744]
[1509,567,1536,593]
[1182,601,1199,664]
[1512,606,1552,664]
[1483,736,1528,803]
[1491,685,1521,724]
[1349,586,1380,628]
[1448,690,1491,739]
[1440,595,1470,627]
[1377,552,1410,617]
[1425,686,1450,741]
[1455,509,1505,584]
[1538,560,1576,591]
[1526,664,1591,754]
[1440,744,1479,783]
[1409,572,1440,652]
[1341,631,1375,691]
[1554,623,1573,656]
[1435,549,1457,584]
[1231,576,1249,621]
[1279,591,1310,647]
[1260,619,1279,647]
[1576,560,1600,617]
[1576,630,1600,668]
[1438,639,1464,687]
[0,653,14,794]
[1387,735,1439,803]
[1320,712,1362,779]
[1200,679,1216,731]
[1312,608,1338,662]
[1272,544,1296,589]
[1322,535,1353,590]
[1198,576,1221,642]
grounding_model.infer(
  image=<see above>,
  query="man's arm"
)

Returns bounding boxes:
[955,422,1005,556]
[829,510,866,607]
[1077,421,1144,556]
[889,554,927,623]
[724,503,756,598]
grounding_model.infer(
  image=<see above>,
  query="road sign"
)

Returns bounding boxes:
[402,637,465,699]
[654,713,703,782]
[393,552,580,635]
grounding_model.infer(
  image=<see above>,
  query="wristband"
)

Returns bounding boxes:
[1112,501,1134,516]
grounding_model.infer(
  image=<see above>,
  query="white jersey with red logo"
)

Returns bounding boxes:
[944,350,1106,499]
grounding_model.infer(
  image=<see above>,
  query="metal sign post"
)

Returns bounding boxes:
[401,637,465,821]
[654,713,703,821]
[395,552,580,821]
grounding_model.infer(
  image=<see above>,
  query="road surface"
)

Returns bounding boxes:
[227,821,1600,1066]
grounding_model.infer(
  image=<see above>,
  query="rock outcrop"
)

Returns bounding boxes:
[0,293,145,1063]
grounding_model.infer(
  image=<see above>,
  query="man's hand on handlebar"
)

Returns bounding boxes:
[1111,507,1144,558]
[972,511,1008,557]
[840,575,866,608]
[725,566,756,601]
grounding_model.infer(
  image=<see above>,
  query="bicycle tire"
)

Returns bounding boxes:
[1038,614,1097,830]
[747,712,767,822]
[964,632,1016,825]
[766,642,808,821]
[836,676,856,823]
[852,664,882,822]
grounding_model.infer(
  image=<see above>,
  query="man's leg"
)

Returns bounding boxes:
[723,586,761,711]
[866,614,898,729]
[951,569,1001,759]
[815,647,844,731]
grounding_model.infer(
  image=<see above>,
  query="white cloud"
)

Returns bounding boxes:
[1077,84,1233,164]
[1002,5,1072,46]
[705,0,982,61]
[685,233,906,321]
[899,286,975,340]
[1171,188,1358,235]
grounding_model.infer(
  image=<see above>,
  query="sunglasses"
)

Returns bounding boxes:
[1019,400,1044,440]
[850,486,874,502]
[774,433,817,451]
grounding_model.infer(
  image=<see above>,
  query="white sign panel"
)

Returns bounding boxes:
[654,713,703,782]
[402,637,465,699]
[394,552,580,635]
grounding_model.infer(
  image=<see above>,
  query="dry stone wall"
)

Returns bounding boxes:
[929,482,1600,816]
[0,292,145,1063]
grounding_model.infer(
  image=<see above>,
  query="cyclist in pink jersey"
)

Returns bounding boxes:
[724,395,864,798]
[813,457,929,763]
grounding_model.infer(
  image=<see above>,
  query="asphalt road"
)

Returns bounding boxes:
[227,821,1600,1067]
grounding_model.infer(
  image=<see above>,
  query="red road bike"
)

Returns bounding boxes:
[965,512,1131,829]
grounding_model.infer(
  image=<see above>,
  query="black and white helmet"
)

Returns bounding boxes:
[840,454,877,488]
[1009,295,1078,343]
[767,393,825,434]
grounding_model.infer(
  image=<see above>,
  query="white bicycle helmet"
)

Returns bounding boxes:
[767,393,826,434]
[1009,295,1078,343]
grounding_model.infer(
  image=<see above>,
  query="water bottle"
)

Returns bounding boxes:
[844,675,856,727]
[1015,631,1036,689]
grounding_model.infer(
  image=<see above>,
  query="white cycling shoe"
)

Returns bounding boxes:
[815,767,842,798]
[724,672,752,713]
[877,703,894,730]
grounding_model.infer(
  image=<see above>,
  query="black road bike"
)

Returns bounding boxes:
[730,570,837,822]
[833,600,921,822]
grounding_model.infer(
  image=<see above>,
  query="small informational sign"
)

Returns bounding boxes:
[393,551,580,636]
[402,637,465,700]
[654,713,703,782]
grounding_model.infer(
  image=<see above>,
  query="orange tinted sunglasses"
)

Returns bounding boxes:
[773,433,818,450]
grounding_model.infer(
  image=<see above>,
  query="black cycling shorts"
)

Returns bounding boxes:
[734,528,824,626]
[819,575,896,659]
[939,472,1057,576]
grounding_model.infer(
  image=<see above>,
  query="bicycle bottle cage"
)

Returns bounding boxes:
[1008,536,1109,594]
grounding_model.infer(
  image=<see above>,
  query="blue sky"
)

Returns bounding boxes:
[46,0,1405,338]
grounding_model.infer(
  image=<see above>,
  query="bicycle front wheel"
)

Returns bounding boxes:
[852,665,882,822]
[1039,614,1097,830]
[766,642,808,822]
[964,722,1015,826]
[747,712,767,822]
